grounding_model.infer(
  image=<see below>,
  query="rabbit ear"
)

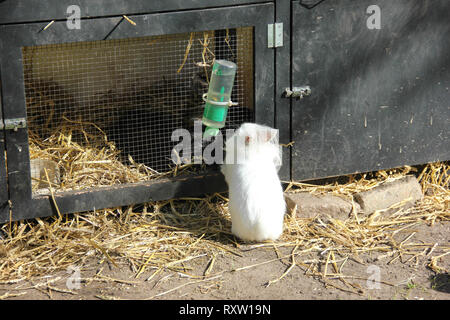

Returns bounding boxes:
[253,128,269,143]
[259,128,278,143]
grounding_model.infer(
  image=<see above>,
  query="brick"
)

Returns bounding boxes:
[353,175,423,214]
[285,192,358,220]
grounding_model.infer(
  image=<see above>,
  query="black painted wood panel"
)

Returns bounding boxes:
[291,0,450,180]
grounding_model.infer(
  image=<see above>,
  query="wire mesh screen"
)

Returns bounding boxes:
[22,28,254,192]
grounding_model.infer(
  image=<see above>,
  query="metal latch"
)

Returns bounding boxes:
[1,118,27,131]
[268,22,283,48]
[282,86,312,100]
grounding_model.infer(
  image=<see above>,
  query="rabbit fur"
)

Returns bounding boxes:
[221,123,285,242]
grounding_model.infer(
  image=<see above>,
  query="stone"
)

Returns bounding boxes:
[353,175,423,214]
[284,192,358,220]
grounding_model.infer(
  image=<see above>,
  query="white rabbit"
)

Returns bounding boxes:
[221,123,285,242]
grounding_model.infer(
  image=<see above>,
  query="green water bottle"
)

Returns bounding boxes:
[202,60,237,138]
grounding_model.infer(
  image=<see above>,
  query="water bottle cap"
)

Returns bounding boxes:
[214,59,237,69]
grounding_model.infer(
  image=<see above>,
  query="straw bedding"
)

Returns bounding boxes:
[0,122,448,296]
[28,120,161,193]
[7,28,446,297]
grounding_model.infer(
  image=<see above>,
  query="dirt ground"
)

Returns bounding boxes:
[1,220,448,301]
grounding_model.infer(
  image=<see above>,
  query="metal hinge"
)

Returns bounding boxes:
[268,22,283,48]
[1,118,27,131]
[282,86,312,100]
